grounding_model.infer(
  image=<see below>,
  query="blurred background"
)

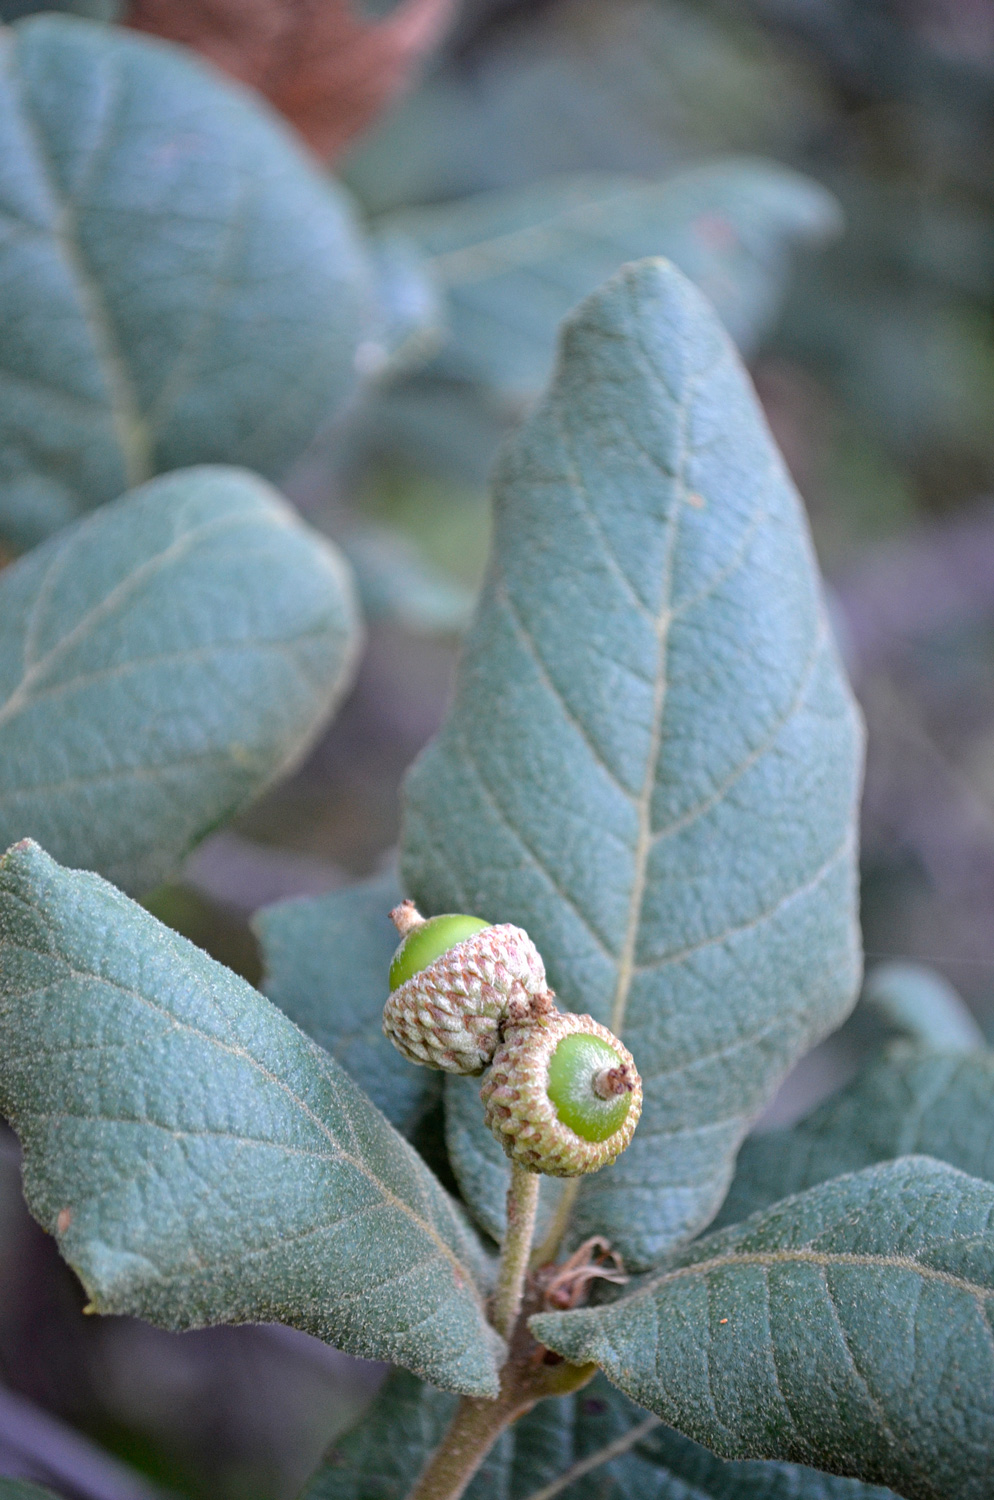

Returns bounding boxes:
[1,0,993,1494]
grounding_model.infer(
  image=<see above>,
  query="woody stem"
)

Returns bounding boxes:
[405,1391,531,1500]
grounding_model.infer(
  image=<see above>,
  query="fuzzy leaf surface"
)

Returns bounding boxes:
[386,160,842,397]
[302,1368,897,1499]
[0,15,371,548]
[255,870,442,1136]
[402,257,864,1267]
[716,1043,994,1228]
[532,1158,994,1499]
[0,841,501,1396]
[0,466,360,894]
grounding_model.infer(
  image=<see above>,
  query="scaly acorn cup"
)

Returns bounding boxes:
[481,1011,642,1176]
[382,900,555,1074]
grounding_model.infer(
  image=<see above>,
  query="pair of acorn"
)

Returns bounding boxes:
[383,902,641,1177]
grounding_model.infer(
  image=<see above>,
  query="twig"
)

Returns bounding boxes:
[406,1393,524,1500]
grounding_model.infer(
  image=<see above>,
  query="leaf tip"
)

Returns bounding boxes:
[0,837,41,872]
[527,1309,595,1366]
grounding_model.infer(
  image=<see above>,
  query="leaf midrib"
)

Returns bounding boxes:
[0,631,331,720]
[530,320,698,1263]
[10,45,155,490]
[609,312,695,1040]
[618,1247,994,1308]
[424,178,644,286]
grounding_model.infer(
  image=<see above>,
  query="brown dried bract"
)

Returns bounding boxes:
[124,0,457,161]
[536,1236,628,1311]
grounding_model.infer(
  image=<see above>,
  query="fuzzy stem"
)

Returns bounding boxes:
[404,1130,596,1500]
[492,1163,541,1340]
[404,1335,598,1500]
[406,1394,525,1500]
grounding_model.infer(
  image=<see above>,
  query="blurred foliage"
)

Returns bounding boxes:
[328,0,994,578]
[321,0,994,1043]
[3,1,994,1497]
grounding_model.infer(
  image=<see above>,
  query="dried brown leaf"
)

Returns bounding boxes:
[124,0,457,161]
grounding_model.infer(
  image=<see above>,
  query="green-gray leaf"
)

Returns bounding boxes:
[716,1043,994,1228]
[0,840,502,1397]
[532,1157,994,1499]
[385,160,841,398]
[0,465,361,894]
[401,257,864,1268]
[0,14,372,548]
[302,1368,897,1500]
[861,962,984,1051]
[255,871,442,1137]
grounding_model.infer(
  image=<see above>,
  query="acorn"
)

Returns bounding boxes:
[481,1010,641,1176]
[382,900,555,1074]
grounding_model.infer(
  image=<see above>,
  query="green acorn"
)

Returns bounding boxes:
[481,1010,641,1176]
[382,900,555,1075]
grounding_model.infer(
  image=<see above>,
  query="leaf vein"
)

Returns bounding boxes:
[649,615,827,846]
[496,578,631,797]
[458,731,617,961]
[635,834,852,973]
[816,1262,927,1489]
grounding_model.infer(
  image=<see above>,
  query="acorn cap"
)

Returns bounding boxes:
[481,1011,641,1176]
[383,919,554,1075]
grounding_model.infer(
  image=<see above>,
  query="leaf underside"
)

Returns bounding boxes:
[401,256,864,1269]
[532,1157,994,1500]
[0,14,371,547]
[0,840,502,1398]
[0,466,361,894]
